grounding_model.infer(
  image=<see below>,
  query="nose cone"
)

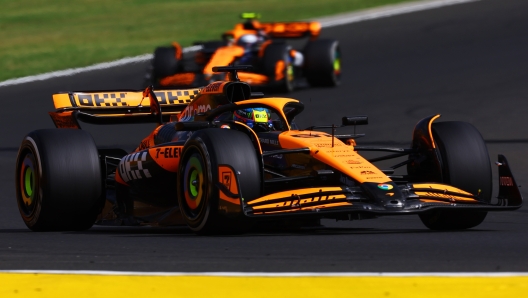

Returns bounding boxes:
[361,182,404,210]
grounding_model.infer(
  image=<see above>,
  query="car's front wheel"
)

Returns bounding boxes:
[177,129,261,234]
[418,121,492,230]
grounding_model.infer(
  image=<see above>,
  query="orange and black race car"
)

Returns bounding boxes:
[16,66,522,234]
[144,13,340,92]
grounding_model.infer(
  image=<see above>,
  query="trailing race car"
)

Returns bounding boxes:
[144,13,340,92]
[16,66,522,234]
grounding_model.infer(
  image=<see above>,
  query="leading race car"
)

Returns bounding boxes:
[16,66,522,234]
[144,13,340,93]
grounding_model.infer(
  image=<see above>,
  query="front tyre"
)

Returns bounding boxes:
[419,122,492,230]
[178,129,261,234]
[15,129,103,231]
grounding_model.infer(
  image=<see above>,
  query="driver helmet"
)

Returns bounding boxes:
[233,107,272,129]
[237,34,259,50]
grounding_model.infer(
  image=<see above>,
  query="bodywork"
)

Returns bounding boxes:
[145,15,336,91]
[48,77,523,227]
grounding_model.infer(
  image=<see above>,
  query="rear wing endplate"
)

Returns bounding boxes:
[497,154,523,207]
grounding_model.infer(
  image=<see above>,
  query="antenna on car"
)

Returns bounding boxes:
[212,65,253,82]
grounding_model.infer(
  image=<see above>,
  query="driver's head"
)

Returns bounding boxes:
[233,107,271,129]
[237,34,259,49]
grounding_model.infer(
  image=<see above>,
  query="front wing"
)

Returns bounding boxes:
[223,155,522,218]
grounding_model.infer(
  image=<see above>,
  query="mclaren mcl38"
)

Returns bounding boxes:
[16,66,522,234]
[145,13,340,93]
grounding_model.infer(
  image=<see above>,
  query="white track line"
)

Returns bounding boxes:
[0,0,479,88]
[0,270,527,277]
[315,0,479,27]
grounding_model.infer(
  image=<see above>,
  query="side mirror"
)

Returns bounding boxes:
[342,116,368,126]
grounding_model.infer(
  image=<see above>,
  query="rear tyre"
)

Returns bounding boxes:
[152,46,179,80]
[178,129,261,234]
[419,122,492,230]
[261,43,294,93]
[15,129,103,231]
[303,39,341,87]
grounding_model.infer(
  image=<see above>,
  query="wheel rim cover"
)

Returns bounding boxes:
[287,63,294,82]
[19,154,37,215]
[333,51,341,76]
[184,155,204,211]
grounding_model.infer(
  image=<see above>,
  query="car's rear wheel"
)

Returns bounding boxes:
[152,46,179,80]
[261,42,294,93]
[303,39,341,87]
[15,129,103,231]
[419,121,492,230]
[178,129,261,234]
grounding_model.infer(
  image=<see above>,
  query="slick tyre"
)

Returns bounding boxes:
[152,46,179,79]
[303,39,341,87]
[178,129,261,234]
[261,42,294,93]
[419,122,492,230]
[15,129,103,231]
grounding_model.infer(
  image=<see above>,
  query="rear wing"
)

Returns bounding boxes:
[259,21,321,39]
[49,88,201,128]
[224,21,321,41]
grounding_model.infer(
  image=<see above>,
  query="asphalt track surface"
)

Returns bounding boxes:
[1,0,527,273]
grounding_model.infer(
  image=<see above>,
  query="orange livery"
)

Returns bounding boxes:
[145,13,340,93]
[15,66,522,234]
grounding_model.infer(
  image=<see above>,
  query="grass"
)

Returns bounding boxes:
[1,0,415,81]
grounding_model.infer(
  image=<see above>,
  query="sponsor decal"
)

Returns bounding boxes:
[218,165,240,205]
[417,191,460,201]
[222,171,232,191]
[77,93,128,107]
[253,110,268,122]
[346,160,361,164]
[118,152,152,182]
[351,166,373,170]
[259,138,279,145]
[314,143,342,148]
[203,81,223,93]
[361,170,376,175]
[179,104,212,121]
[155,147,182,159]
[378,184,394,190]
[500,176,514,186]
[154,90,199,104]
[75,90,198,107]
[137,139,150,151]
[291,164,305,170]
